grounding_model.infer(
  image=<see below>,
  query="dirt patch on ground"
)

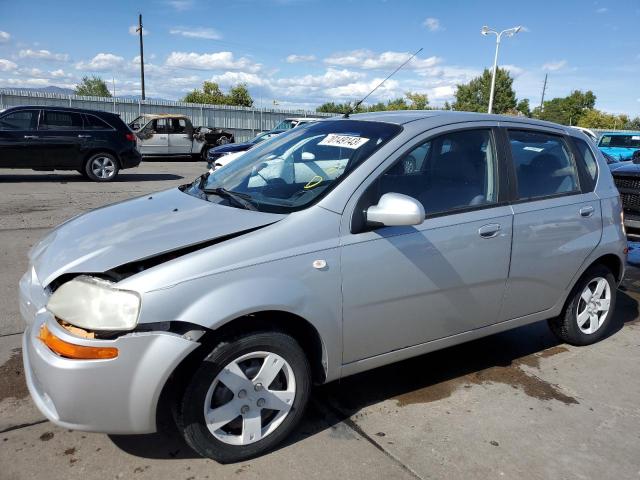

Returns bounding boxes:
[0,349,28,402]
[517,345,569,368]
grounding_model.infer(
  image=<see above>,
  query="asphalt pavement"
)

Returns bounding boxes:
[1,162,639,480]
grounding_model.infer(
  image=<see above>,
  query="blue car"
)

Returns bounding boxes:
[598,132,640,161]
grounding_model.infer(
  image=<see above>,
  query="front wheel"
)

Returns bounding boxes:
[179,331,311,463]
[84,153,119,182]
[548,264,616,346]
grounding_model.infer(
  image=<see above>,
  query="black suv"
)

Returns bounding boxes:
[0,106,141,181]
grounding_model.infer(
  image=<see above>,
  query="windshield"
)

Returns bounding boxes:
[186,119,402,213]
[599,134,640,148]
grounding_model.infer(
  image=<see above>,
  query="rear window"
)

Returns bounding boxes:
[84,114,113,130]
[39,110,83,130]
[508,130,580,200]
[599,134,640,148]
[574,137,598,184]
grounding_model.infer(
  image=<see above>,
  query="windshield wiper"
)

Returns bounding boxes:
[203,187,258,211]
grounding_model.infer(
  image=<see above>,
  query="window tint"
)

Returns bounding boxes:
[84,114,112,130]
[40,110,83,130]
[509,130,579,200]
[0,110,38,130]
[574,137,598,183]
[599,134,640,148]
[376,129,497,216]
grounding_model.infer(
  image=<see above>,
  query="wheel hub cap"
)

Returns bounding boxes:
[576,277,611,335]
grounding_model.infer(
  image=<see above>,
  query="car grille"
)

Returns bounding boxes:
[614,176,640,190]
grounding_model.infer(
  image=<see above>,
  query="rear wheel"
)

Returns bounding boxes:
[179,331,311,463]
[84,153,119,182]
[548,264,616,346]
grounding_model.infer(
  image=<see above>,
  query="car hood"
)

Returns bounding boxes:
[210,142,253,154]
[30,188,284,288]
[611,162,640,176]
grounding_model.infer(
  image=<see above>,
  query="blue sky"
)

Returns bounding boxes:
[1,0,639,115]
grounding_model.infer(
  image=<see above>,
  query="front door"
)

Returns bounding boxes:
[500,128,602,320]
[340,127,513,364]
[137,118,169,155]
[0,109,40,168]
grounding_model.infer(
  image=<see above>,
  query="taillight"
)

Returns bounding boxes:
[125,132,136,143]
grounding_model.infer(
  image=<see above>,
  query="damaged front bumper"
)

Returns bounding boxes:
[20,268,199,434]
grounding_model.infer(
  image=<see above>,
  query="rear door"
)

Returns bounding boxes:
[500,126,602,321]
[168,118,193,155]
[0,109,40,168]
[36,110,85,168]
[138,119,169,155]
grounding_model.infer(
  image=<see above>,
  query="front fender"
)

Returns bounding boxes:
[138,249,343,382]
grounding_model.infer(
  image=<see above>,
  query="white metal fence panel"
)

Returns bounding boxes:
[0,89,333,142]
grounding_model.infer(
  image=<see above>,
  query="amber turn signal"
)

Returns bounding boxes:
[38,324,118,360]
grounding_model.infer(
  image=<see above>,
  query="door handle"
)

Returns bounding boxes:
[23,135,39,139]
[478,223,501,238]
[580,206,594,217]
[77,134,92,138]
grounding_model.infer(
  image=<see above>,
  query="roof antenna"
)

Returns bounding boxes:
[343,47,423,118]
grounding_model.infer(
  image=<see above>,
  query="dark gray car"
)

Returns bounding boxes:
[20,111,626,462]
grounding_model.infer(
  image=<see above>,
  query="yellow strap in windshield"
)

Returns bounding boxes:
[304,175,324,189]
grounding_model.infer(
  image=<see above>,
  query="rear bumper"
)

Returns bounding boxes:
[119,149,142,169]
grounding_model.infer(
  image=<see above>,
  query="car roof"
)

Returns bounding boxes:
[138,113,190,120]
[599,131,640,136]
[2,105,117,117]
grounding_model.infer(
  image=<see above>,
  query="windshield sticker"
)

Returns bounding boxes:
[632,136,640,140]
[523,146,544,152]
[318,134,370,149]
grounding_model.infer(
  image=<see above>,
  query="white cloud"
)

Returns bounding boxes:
[0,58,18,71]
[167,0,193,11]
[0,77,51,87]
[50,69,73,79]
[542,60,567,71]
[325,77,400,100]
[423,17,442,32]
[325,49,440,71]
[286,54,316,63]
[276,68,363,89]
[18,49,69,62]
[19,67,46,78]
[129,25,149,36]
[429,85,455,100]
[169,27,222,40]
[76,53,125,71]
[211,71,267,87]
[502,64,525,77]
[0,31,10,43]
[596,7,608,13]
[165,51,261,72]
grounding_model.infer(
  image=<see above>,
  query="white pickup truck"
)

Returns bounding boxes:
[129,114,234,159]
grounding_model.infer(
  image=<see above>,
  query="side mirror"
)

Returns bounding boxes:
[366,193,425,227]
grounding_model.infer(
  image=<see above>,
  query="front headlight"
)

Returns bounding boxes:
[46,276,141,331]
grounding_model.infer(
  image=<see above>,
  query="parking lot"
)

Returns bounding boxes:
[1,162,640,480]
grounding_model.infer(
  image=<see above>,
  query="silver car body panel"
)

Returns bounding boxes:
[20,111,626,434]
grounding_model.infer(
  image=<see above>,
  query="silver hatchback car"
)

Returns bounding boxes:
[20,111,626,462]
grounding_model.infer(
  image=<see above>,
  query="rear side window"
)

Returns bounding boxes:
[84,114,113,130]
[573,137,598,184]
[0,110,38,130]
[508,130,579,200]
[40,110,83,130]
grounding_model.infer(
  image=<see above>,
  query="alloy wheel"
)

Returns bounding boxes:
[90,156,116,179]
[576,277,611,334]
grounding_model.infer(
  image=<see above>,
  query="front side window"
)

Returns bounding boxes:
[39,111,83,130]
[373,129,498,216]
[186,120,402,213]
[0,110,38,130]
[509,130,579,200]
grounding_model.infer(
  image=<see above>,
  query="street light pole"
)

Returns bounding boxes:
[136,13,146,100]
[481,25,522,114]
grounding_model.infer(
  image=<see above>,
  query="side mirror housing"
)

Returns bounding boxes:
[366,193,425,227]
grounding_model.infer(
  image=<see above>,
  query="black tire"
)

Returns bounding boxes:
[179,331,311,463]
[84,152,120,182]
[201,146,211,161]
[548,264,617,346]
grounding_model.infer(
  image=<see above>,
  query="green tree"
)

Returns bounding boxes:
[385,98,409,110]
[405,92,429,110]
[516,98,531,117]
[534,90,596,125]
[74,76,111,97]
[577,109,630,130]
[452,68,517,114]
[183,81,254,107]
